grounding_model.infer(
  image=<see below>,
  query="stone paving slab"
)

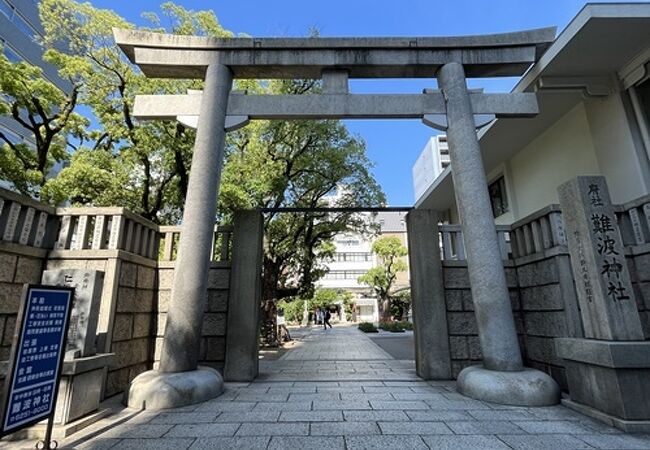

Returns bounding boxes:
[164,423,240,437]
[268,436,345,450]
[378,421,453,435]
[45,324,650,450]
[496,434,594,449]
[422,435,512,449]
[345,435,429,449]
[279,410,343,422]
[311,421,381,435]
[188,436,270,449]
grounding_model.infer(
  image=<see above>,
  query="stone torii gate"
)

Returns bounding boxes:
[114,28,560,409]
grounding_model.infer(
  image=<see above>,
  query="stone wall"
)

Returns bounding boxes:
[443,246,649,391]
[443,261,521,379]
[155,263,230,375]
[104,260,157,398]
[628,245,650,339]
[513,250,583,391]
[0,245,45,363]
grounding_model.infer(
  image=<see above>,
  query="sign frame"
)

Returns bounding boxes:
[0,284,74,440]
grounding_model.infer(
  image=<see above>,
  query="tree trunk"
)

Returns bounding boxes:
[380,297,391,322]
[261,256,279,347]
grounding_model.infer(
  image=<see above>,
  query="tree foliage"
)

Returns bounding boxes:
[0,50,87,196]
[358,236,408,321]
[35,0,237,222]
[221,78,385,302]
[0,0,386,343]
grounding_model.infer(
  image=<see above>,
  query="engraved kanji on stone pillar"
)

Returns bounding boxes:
[559,176,644,341]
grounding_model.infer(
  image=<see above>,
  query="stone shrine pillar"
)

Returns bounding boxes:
[125,64,233,410]
[434,62,559,406]
[406,209,451,380]
[40,270,115,434]
[556,176,650,432]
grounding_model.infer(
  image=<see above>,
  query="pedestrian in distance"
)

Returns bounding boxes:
[323,308,332,330]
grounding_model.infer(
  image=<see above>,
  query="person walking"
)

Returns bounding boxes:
[323,308,332,330]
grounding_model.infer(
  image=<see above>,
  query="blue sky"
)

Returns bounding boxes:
[91,0,636,205]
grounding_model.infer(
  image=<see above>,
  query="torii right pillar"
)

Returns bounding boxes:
[433,62,560,406]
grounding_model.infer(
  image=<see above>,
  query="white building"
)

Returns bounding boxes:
[316,208,409,323]
[412,135,450,202]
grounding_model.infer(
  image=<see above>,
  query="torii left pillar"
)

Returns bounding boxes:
[125,64,233,410]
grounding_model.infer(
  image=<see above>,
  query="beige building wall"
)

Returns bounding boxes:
[583,93,649,204]
[445,95,649,224]
[507,102,601,221]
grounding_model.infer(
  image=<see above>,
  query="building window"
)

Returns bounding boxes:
[0,0,41,39]
[488,176,509,217]
[2,41,22,63]
[634,77,650,132]
[323,270,367,280]
[0,124,22,143]
[12,11,38,39]
[332,252,372,262]
[0,0,12,20]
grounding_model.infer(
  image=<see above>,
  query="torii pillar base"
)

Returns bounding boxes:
[124,367,223,410]
[457,366,560,406]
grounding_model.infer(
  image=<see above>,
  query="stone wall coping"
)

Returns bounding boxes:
[612,193,650,212]
[159,224,233,233]
[510,204,562,230]
[46,249,233,270]
[158,260,230,269]
[555,338,650,368]
[0,241,48,258]
[56,207,159,232]
[442,259,515,268]
[0,187,56,214]
[624,242,650,256]
[512,245,569,267]
[47,249,158,268]
[61,353,115,375]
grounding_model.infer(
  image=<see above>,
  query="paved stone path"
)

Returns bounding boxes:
[258,325,417,382]
[28,324,650,449]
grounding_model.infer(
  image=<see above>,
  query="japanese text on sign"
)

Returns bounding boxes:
[1,287,72,435]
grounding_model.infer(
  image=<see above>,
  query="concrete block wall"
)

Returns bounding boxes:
[155,264,230,375]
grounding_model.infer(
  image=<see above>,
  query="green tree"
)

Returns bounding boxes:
[37,0,235,222]
[220,79,385,303]
[358,236,408,321]
[0,50,87,196]
[390,289,411,321]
